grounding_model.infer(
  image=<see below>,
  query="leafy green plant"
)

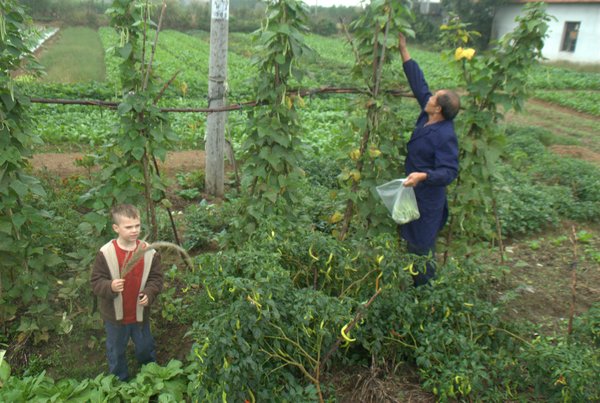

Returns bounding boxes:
[531,156,600,222]
[239,0,313,225]
[496,174,561,236]
[181,201,227,251]
[528,240,542,251]
[0,0,71,343]
[551,235,569,246]
[175,170,204,200]
[440,3,552,246]
[336,0,413,239]
[0,359,194,401]
[533,89,600,116]
[189,247,354,402]
[80,0,178,240]
[517,336,600,402]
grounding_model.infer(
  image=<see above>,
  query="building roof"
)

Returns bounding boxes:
[512,0,600,3]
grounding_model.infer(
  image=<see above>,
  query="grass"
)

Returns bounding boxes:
[543,60,600,74]
[37,27,105,83]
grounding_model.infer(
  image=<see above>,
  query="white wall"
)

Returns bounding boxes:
[493,4,600,64]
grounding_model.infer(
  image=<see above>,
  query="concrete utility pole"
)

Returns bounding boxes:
[205,0,229,197]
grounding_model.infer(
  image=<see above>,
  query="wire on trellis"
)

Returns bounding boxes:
[29,87,414,114]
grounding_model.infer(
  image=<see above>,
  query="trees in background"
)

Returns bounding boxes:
[410,0,509,48]
[20,0,361,36]
[441,0,509,48]
[20,0,111,26]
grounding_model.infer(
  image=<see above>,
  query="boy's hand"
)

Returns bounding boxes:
[111,279,125,292]
[138,293,149,306]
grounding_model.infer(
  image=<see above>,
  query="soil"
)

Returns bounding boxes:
[491,221,600,334]
[29,150,207,178]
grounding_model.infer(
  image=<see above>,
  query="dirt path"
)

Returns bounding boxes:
[30,150,206,177]
[505,98,600,165]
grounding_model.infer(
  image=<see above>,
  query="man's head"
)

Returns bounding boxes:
[111,204,141,244]
[436,90,461,121]
[426,90,461,121]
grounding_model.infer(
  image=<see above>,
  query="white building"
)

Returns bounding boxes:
[493,0,600,64]
[417,0,442,15]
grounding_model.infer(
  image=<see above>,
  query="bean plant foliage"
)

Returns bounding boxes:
[237,0,312,234]
[440,3,553,249]
[79,0,178,240]
[0,0,71,345]
[336,0,413,239]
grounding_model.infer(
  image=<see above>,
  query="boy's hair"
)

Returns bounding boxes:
[111,204,140,225]
[438,90,461,121]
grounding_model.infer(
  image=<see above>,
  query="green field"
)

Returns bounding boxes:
[37,26,105,83]
[28,28,600,153]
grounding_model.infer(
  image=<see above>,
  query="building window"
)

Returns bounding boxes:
[561,22,580,52]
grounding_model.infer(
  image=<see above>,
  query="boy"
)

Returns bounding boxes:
[91,204,163,381]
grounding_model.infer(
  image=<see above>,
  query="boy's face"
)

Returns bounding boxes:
[112,215,141,244]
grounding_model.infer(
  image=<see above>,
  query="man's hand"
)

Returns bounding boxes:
[111,279,125,293]
[404,172,427,187]
[398,32,407,49]
[398,32,411,62]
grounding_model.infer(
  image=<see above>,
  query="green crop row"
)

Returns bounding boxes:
[25,29,600,149]
[533,89,600,116]
[528,64,600,90]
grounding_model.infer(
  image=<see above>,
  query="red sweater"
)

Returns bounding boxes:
[113,240,144,324]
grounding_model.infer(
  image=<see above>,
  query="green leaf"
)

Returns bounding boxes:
[118,43,133,59]
[0,93,16,111]
[132,147,145,161]
[118,102,133,115]
[44,253,63,267]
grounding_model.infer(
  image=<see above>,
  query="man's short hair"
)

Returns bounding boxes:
[111,204,140,225]
[438,90,460,121]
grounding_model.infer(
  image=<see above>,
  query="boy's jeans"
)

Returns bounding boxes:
[104,321,156,381]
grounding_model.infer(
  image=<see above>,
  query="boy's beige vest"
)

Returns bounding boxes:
[100,241,156,322]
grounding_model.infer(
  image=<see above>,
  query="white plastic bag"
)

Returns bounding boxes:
[376,178,420,224]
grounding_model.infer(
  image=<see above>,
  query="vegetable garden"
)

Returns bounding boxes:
[2,0,600,401]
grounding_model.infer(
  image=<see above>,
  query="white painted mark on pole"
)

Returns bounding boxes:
[211,0,229,20]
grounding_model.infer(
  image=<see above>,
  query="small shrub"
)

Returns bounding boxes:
[504,125,549,167]
[496,176,561,236]
[531,156,600,222]
[517,337,600,402]
[175,171,205,200]
[182,200,227,251]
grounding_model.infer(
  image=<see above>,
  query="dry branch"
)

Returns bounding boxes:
[143,1,167,91]
[120,241,193,278]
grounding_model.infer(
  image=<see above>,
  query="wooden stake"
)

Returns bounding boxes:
[567,225,578,335]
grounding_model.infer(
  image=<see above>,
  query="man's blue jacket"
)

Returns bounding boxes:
[400,59,459,250]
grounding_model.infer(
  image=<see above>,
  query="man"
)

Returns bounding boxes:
[398,33,460,286]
